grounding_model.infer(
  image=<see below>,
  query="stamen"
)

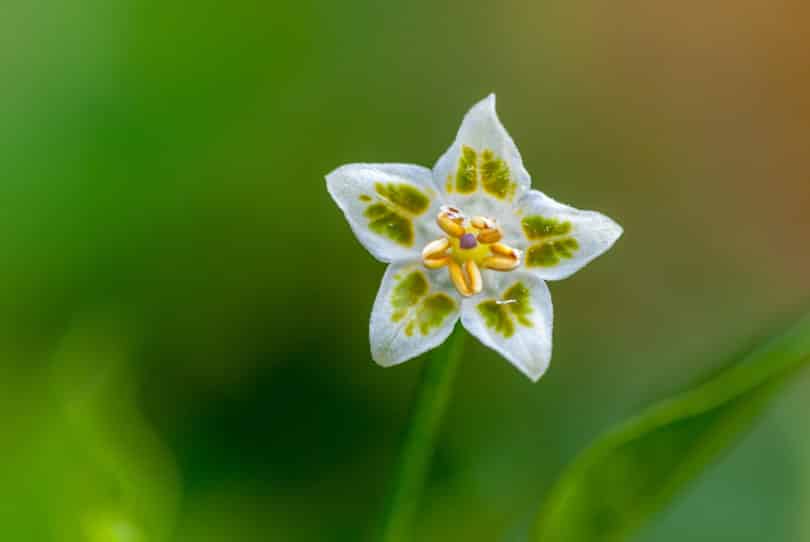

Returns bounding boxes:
[491,243,519,258]
[448,260,473,296]
[477,228,502,244]
[441,205,465,221]
[470,215,502,244]
[482,255,521,271]
[465,260,482,294]
[424,256,450,269]
[422,237,450,268]
[437,213,465,238]
[470,216,495,230]
[483,243,521,271]
[422,238,449,258]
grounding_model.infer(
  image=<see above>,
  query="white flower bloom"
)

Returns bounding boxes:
[326,95,622,381]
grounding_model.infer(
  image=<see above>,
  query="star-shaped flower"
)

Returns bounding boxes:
[326,95,622,381]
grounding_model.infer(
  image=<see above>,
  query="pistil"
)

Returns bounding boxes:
[459,233,477,249]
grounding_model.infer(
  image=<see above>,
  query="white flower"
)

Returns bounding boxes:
[326,95,622,381]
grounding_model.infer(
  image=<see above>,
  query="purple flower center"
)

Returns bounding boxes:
[459,233,477,250]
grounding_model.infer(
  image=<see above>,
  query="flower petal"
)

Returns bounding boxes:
[370,262,462,367]
[326,163,443,262]
[514,189,622,281]
[461,270,553,381]
[433,94,532,217]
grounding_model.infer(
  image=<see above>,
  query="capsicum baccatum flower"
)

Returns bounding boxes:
[326,95,622,381]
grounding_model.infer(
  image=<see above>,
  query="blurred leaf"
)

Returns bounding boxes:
[34,315,180,542]
[534,312,810,542]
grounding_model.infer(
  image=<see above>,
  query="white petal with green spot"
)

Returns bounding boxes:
[433,95,531,218]
[326,163,443,263]
[514,189,623,281]
[461,270,553,381]
[371,263,461,367]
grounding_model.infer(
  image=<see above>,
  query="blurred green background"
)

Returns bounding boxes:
[2,1,809,540]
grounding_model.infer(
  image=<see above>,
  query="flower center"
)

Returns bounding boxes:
[448,227,490,264]
[421,206,522,297]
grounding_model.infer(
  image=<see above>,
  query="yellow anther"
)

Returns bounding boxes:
[422,238,449,258]
[482,255,521,271]
[470,216,502,244]
[483,243,521,271]
[422,237,450,268]
[465,260,482,294]
[490,242,519,258]
[446,259,482,297]
[470,216,494,230]
[437,214,465,238]
[477,228,502,244]
[441,205,464,221]
[448,260,472,296]
[424,256,450,269]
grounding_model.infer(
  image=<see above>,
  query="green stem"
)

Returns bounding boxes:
[377,326,466,542]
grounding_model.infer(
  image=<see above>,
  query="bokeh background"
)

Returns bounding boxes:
[2,1,809,540]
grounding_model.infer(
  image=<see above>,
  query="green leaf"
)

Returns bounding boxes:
[41,316,180,542]
[534,313,810,542]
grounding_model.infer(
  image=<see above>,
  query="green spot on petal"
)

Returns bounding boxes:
[522,215,572,240]
[390,271,457,335]
[480,149,515,200]
[364,203,413,246]
[455,145,478,193]
[362,183,431,246]
[526,237,579,267]
[374,182,430,215]
[477,281,534,338]
[416,294,456,336]
[477,300,515,338]
[522,215,578,268]
[454,146,516,199]
[503,282,533,327]
[554,237,579,258]
[391,271,428,311]
[527,243,557,267]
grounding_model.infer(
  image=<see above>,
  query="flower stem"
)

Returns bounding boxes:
[377,326,466,542]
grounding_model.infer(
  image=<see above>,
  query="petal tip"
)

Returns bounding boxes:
[603,215,624,245]
[324,163,350,192]
[517,352,551,382]
[370,343,396,368]
[501,352,550,383]
[466,94,498,119]
[481,93,497,112]
[525,366,548,383]
[614,220,624,238]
